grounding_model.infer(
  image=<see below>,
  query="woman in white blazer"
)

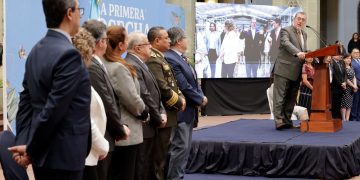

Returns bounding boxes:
[73,28,109,180]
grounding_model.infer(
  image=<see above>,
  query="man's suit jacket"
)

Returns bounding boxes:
[126,53,163,138]
[352,59,360,86]
[269,28,281,62]
[240,29,263,62]
[331,59,346,90]
[16,30,91,171]
[103,59,146,146]
[165,50,204,124]
[273,26,307,81]
[88,56,126,151]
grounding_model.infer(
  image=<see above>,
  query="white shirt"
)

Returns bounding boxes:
[251,28,256,39]
[208,31,219,49]
[221,30,240,64]
[93,55,108,74]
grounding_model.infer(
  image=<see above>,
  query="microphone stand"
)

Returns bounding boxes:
[306,25,327,47]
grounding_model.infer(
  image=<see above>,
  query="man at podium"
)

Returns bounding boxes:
[273,12,307,130]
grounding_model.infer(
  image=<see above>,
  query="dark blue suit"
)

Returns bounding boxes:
[16,30,91,179]
[165,50,203,124]
[351,59,360,121]
[165,49,204,180]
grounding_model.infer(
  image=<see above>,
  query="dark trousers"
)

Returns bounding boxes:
[0,131,29,180]
[151,127,172,180]
[33,166,83,180]
[331,86,343,119]
[109,144,140,180]
[83,166,99,180]
[350,90,360,121]
[96,151,112,180]
[135,137,154,180]
[221,63,235,78]
[208,49,218,78]
[273,74,300,126]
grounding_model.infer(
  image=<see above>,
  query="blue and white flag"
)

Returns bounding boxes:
[90,0,101,19]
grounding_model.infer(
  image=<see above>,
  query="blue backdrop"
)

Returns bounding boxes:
[5,0,185,132]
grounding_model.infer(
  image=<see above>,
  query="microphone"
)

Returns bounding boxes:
[306,25,327,47]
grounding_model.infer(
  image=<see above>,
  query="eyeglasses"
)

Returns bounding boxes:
[100,37,109,43]
[71,7,84,16]
[295,17,306,22]
[136,43,151,47]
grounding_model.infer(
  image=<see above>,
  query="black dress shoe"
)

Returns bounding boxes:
[275,123,287,130]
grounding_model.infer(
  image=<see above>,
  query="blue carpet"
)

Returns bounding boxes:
[193,119,360,146]
[188,119,360,179]
[193,119,302,143]
[185,173,312,180]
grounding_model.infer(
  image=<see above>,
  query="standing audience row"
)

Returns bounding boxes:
[5,1,207,180]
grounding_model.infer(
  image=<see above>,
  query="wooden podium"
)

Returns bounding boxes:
[300,45,343,132]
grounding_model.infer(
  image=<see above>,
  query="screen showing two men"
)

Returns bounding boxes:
[195,3,302,78]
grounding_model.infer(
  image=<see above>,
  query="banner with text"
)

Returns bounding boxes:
[5,0,184,132]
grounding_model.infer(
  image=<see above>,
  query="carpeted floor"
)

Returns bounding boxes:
[185,173,312,180]
[187,119,360,179]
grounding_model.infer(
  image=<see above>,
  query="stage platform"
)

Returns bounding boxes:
[185,173,310,180]
[186,119,360,179]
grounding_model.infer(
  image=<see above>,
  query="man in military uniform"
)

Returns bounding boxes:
[146,26,185,180]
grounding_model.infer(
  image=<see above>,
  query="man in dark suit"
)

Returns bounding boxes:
[240,17,263,78]
[146,26,185,180]
[351,49,360,121]
[165,27,208,180]
[125,32,165,180]
[273,12,307,130]
[269,18,282,64]
[9,0,91,179]
[82,19,130,180]
[331,55,347,119]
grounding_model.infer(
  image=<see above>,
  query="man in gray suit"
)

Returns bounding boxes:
[125,32,166,180]
[273,12,307,130]
[82,20,130,180]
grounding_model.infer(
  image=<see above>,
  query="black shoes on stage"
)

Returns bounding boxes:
[275,122,300,130]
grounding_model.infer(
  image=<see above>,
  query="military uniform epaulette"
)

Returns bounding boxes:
[150,50,162,58]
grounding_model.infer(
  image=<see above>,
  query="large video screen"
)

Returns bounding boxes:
[195,3,302,78]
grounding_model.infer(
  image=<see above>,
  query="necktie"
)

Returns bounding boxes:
[336,61,342,74]
[182,55,196,79]
[297,30,304,50]
[100,62,108,75]
[181,54,188,63]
